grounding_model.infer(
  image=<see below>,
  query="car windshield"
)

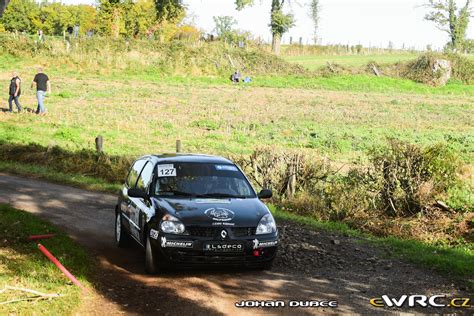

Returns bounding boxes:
[153,162,256,198]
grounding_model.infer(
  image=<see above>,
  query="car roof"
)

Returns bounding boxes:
[148,153,234,165]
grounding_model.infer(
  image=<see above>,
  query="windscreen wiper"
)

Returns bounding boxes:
[158,190,196,197]
[197,193,247,199]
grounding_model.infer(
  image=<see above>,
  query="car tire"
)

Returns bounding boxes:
[145,234,160,274]
[115,212,131,247]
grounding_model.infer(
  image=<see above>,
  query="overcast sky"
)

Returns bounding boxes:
[62,0,474,50]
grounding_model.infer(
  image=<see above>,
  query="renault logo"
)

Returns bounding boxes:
[220,229,228,239]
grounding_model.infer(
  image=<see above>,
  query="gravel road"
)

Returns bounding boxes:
[0,173,471,315]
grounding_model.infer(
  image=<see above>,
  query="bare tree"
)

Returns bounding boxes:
[424,0,473,51]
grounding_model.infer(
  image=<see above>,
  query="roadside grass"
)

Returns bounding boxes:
[283,53,419,70]
[0,160,120,194]
[0,204,93,315]
[270,206,474,288]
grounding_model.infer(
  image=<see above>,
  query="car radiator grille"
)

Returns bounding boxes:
[187,227,256,237]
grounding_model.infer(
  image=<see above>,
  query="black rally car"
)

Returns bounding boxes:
[115,154,278,273]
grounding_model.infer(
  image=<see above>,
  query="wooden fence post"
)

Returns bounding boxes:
[176,139,181,153]
[95,135,103,153]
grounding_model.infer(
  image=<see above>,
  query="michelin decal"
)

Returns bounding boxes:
[253,239,278,249]
[160,236,193,248]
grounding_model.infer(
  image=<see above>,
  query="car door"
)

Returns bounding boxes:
[129,160,155,244]
[122,159,147,234]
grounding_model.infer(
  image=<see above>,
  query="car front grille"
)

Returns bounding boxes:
[186,227,256,237]
[232,227,256,237]
[187,227,215,237]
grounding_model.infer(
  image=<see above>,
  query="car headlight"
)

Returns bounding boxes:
[256,213,276,235]
[160,214,186,234]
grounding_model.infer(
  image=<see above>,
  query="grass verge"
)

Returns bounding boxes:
[0,203,92,315]
[270,206,474,289]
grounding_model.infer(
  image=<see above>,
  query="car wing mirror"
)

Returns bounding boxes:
[258,189,273,199]
[128,188,148,200]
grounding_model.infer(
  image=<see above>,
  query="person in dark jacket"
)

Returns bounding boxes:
[230,71,241,83]
[31,67,51,115]
[8,71,22,113]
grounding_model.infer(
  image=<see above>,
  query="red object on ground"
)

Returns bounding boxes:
[28,234,55,241]
[37,243,88,292]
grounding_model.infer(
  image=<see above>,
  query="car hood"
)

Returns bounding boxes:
[151,197,269,227]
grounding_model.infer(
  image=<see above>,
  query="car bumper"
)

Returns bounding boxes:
[150,233,278,266]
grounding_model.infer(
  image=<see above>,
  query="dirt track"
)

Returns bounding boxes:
[0,173,471,315]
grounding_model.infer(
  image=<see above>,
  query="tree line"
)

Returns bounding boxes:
[0,0,192,39]
[0,0,472,54]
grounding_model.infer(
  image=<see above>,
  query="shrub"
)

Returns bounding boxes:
[403,53,446,85]
[445,53,474,84]
[402,53,474,85]
[368,140,461,217]
[173,25,201,42]
[232,146,332,198]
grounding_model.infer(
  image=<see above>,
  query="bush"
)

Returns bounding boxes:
[173,25,201,42]
[445,53,474,84]
[402,53,474,85]
[403,53,446,85]
[232,147,332,197]
[368,140,461,216]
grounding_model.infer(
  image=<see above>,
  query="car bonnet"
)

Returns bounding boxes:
[152,197,268,227]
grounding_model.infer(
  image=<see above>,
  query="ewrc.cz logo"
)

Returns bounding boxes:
[370,295,472,308]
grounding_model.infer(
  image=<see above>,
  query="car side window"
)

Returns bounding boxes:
[136,162,154,191]
[126,159,147,188]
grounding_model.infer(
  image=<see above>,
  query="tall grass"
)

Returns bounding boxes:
[0,34,307,76]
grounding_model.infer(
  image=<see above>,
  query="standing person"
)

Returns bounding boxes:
[31,67,51,116]
[73,24,79,38]
[8,71,22,113]
[38,29,44,43]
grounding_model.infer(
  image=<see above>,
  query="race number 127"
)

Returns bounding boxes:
[158,164,177,177]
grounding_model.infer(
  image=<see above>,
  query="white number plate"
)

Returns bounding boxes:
[158,164,177,177]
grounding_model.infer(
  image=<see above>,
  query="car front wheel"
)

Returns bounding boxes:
[115,212,131,247]
[145,234,160,274]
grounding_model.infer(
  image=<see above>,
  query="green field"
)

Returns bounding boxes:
[283,53,420,70]
[0,67,472,164]
[284,53,474,71]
